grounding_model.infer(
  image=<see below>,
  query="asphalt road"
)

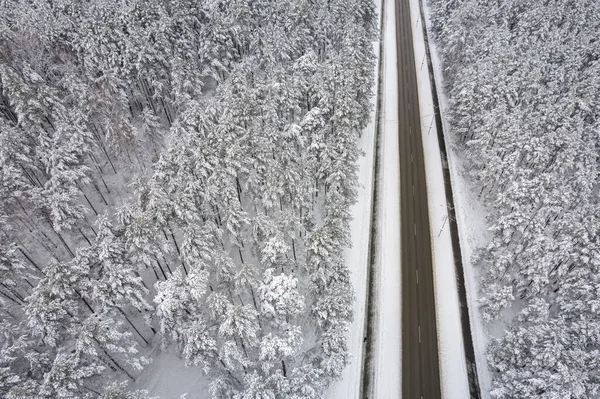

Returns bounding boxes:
[396,0,442,396]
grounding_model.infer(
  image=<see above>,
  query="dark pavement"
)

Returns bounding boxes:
[396,0,442,397]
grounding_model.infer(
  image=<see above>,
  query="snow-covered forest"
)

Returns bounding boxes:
[429,0,600,397]
[0,0,377,397]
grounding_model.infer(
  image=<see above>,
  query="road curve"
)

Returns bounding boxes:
[396,0,442,396]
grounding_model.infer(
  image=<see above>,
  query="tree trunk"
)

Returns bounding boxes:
[0,288,22,305]
[168,226,181,256]
[78,228,93,246]
[18,247,44,273]
[91,181,109,205]
[76,289,95,314]
[155,259,168,279]
[117,307,149,346]
[236,177,243,204]
[96,339,135,381]
[48,221,75,258]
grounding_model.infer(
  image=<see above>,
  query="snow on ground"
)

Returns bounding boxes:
[326,0,381,397]
[407,0,470,397]
[132,345,210,399]
[371,0,402,396]
[443,154,493,398]
[419,1,493,397]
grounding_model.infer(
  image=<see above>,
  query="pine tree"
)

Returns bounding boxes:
[85,216,150,315]
[74,314,149,381]
[39,352,100,399]
[0,0,378,395]
[26,258,85,347]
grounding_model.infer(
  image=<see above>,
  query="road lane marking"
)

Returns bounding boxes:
[412,185,415,196]
[414,223,417,236]
[416,269,419,284]
[419,326,421,344]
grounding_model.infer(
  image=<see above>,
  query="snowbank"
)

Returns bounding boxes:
[407,0,470,397]
[371,0,402,396]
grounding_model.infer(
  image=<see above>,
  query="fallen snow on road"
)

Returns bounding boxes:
[371,0,402,396]
[420,2,494,396]
[407,0,471,397]
[326,0,381,397]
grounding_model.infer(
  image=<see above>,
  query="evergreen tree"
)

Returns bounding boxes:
[0,0,378,395]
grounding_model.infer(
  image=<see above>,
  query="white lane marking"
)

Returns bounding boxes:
[413,184,415,196]
[416,269,419,284]
[419,326,421,344]
[414,223,417,236]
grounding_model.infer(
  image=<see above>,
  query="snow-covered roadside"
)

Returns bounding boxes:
[442,154,492,398]
[371,0,402,395]
[407,0,470,397]
[326,0,381,397]
[417,1,493,397]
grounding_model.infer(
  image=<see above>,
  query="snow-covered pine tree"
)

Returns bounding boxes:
[429,0,600,396]
[0,0,377,395]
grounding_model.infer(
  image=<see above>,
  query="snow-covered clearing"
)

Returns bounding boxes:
[326,0,381,397]
[132,347,210,399]
[408,0,471,397]
[419,0,493,397]
[371,0,402,396]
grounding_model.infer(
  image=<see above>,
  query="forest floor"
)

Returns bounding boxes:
[132,347,210,398]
